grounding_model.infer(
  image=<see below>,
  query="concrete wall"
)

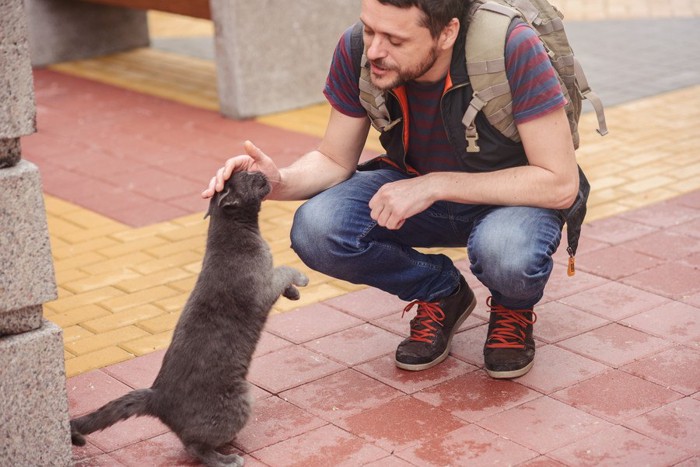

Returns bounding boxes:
[24,0,360,118]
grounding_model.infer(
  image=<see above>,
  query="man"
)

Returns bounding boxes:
[203,0,584,379]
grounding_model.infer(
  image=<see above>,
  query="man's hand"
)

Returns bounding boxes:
[201,140,281,199]
[368,176,436,230]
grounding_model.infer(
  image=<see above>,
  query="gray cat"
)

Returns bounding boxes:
[70,171,308,467]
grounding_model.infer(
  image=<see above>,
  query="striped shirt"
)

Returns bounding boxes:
[324,22,566,173]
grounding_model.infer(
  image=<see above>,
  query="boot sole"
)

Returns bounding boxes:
[485,359,534,379]
[394,292,477,372]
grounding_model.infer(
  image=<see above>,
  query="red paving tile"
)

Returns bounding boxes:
[251,331,293,358]
[581,216,659,245]
[252,424,388,467]
[477,396,613,453]
[552,369,683,423]
[101,349,165,388]
[247,345,345,394]
[623,230,700,262]
[396,424,538,466]
[264,303,364,344]
[450,323,489,367]
[548,425,690,466]
[233,397,326,453]
[354,354,477,394]
[279,369,403,422]
[559,281,671,321]
[622,346,700,396]
[413,371,541,423]
[621,300,700,345]
[335,396,468,452]
[79,415,170,454]
[108,431,203,467]
[541,270,608,302]
[303,323,402,366]
[624,397,700,455]
[513,345,609,394]
[575,244,664,280]
[66,370,133,417]
[618,198,700,228]
[533,301,609,344]
[621,261,700,300]
[324,287,406,321]
[557,322,672,368]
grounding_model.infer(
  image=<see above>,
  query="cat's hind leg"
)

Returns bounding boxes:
[185,443,244,467]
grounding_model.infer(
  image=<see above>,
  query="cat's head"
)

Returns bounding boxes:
[205,171,271,219]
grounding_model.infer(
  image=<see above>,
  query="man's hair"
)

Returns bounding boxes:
[377,0,468,38]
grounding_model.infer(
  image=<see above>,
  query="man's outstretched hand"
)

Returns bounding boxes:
[201,140,280,199]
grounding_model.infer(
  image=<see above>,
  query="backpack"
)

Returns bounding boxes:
[357,0,608,152]
[463,0,607,153]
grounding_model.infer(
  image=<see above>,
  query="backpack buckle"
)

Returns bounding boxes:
[466,125,481,153]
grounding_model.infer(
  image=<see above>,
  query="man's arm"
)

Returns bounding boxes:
[273,107,371,200]
[369,106,579,230]
[202,108,370,201]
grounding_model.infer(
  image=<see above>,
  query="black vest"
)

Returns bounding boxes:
[349,21,589,258]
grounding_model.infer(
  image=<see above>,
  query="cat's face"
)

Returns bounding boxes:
[206,171,271,218]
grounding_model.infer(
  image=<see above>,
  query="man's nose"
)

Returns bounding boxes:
[365,35,387,61]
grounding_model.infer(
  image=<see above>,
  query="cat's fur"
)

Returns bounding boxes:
[70,171,308,467]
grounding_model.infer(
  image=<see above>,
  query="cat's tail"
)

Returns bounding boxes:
[70,388,154,446]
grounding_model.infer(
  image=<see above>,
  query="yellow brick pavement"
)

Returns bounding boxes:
[43,8,700,376]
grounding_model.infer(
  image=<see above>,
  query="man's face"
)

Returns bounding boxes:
[360,0,442,90]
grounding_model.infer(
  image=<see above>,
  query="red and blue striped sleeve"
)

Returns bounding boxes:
[505,22,566,124]
[323,26,367,118]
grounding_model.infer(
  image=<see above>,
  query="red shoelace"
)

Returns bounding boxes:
[485,297,537,349]
[402,300,445,343]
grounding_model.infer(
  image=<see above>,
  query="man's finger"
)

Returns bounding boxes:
[201,176,217,199]
[244,140,263,160]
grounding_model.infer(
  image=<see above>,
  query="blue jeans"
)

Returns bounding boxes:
[290,169,564,309]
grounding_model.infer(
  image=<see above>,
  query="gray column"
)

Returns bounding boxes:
[0,0,72,464]
[24,0,149,66]
[210,0,359,118]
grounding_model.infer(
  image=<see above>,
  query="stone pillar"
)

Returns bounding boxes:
[24,0,149,67]
[0,0,72,465]
[210,0,359,118]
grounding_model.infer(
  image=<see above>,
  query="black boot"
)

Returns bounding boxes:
[483,297,537,379]
[395,275,476,371]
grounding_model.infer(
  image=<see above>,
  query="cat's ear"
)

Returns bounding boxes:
[217,187,240,210]
[204,187,234,219]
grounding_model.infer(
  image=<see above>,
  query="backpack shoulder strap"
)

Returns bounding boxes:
[463,1,520,152]
[351,22,403,132]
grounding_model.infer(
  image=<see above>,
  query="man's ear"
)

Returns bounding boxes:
[440,18,460,50]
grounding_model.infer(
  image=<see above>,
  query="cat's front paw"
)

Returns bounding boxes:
[293,271,309,288]
[282,285,301,300]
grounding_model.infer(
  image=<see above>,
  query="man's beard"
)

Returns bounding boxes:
[369,45,440,90]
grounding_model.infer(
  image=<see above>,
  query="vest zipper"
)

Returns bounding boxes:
[440,81,470,158]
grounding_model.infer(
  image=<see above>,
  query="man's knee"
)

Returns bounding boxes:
[290,199,328,265]
[468,225,558,300]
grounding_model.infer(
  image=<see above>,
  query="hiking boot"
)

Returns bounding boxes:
[483,297,537,379]
[395,275,476,371]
